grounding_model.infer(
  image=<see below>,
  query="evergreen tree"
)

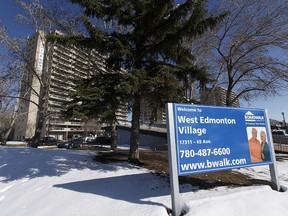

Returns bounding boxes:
[52,0,226,163]
[62,72,130,151]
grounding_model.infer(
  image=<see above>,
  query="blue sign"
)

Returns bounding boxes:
[172,104,273,175]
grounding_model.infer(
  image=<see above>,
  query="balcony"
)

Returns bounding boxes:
[49,127,84,132]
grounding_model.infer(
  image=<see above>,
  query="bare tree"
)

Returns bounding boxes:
[0,28,28,145]
[0,99,18,145]
[0,74,13,145]
[15,0,83,35]
[0,0,82,144]
[197,0,288,106]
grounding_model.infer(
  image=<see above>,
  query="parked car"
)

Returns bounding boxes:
[272,130,288,136]
[83,135,96,143]
[272,130,288,144]
[57,137,83,149]
[89,136,112,146]
[39,136,59,145]
[29,136,61,148]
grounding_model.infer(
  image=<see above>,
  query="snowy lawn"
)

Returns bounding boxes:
[0,146,287,216]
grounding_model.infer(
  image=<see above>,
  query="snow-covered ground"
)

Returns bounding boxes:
[0,146,287,216]
[2,141,27,145]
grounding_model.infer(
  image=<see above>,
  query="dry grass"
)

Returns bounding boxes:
[93,147,272,189]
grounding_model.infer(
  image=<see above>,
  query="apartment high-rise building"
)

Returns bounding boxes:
[140,98,166,126]
[200,86,240,107]
[138,86,240,126]
[14,30,128,141]
[14,31,46,141]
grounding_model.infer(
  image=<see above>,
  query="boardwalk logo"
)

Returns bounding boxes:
[244,111,264,122]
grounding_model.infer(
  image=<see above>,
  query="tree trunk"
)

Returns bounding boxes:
[128,93,141,163]
[1,131,7,146]
[0,102,19,146]
[1,128,13,146]
[110,122,118,151]
[1,127,13,146]
[32,109,45,147]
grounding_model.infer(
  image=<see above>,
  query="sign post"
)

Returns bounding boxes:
[166,103,280,216]
[265,110,280,191]
[166,103,181,216]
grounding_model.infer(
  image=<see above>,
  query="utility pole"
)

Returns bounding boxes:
[281,112,287,132]
[0,99,2,134]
